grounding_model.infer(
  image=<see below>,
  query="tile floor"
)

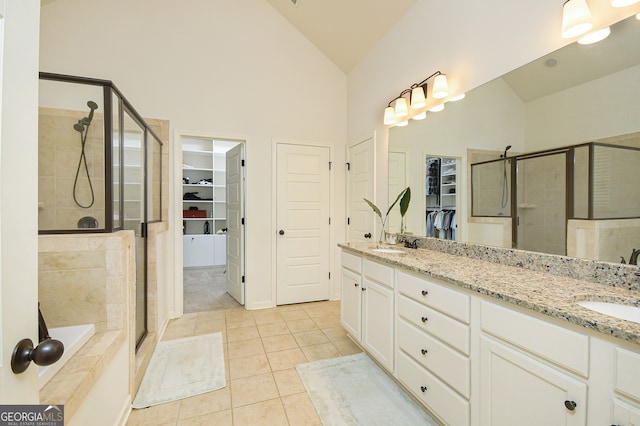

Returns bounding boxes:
[127,300,361,425]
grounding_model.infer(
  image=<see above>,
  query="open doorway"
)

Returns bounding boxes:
[181,136,245,313]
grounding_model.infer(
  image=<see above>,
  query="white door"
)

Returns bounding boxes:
[276,143,330,305]
[347,137,375,242]
[226,144,244,305]
[388,151,407,233]
[0,0,40,403]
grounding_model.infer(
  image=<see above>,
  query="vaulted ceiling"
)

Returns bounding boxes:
[265,0,417,73]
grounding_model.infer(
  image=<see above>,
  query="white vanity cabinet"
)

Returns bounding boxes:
[610,347,640,426]
[395,269,471,426]
[480,301,588,426]
[340,251,395,370]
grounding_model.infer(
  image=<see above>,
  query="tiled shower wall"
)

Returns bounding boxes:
[39,107,106,230]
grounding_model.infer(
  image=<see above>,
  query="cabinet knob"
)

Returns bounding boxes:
[421,348,428,355]
[279,229,285,235]
[364,233,371,239]
[354,283,359,287]
[564,400,577,411]
[421,290,428,296]
[362,287,367,291]
[420,386,427,393]
[421,316,428,323]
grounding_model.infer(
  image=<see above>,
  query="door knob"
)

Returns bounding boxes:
[364,233,371,239]
[279,230,285,235]
[11,338,64,374]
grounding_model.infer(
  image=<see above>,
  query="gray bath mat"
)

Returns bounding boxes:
[296,352,438,425]
[132,332,225,408]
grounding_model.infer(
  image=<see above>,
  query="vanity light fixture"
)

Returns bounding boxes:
[383,71,449,125]
[578,26,611,44]
[429,104,445,112]
[636,12,640,19]
[561,0,594,38]
[396,120,409,127]
[412,111,427,120]
[448,93,466,101]
[611,0,640,6]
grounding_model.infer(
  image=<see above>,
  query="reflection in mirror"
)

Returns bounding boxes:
[388,13,640,261]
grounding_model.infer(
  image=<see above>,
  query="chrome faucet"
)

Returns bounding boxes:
[630,248,640,266]
[399,237,418,249]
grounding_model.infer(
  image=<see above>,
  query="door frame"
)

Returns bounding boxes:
[172,130,248,317]
[271,138,334,306]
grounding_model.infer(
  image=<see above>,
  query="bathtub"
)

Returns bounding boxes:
[39,324,96,389]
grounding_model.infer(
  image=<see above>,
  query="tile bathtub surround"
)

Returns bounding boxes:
[341,243,640,345]
[127,301,361,426]
[395,234,640,291]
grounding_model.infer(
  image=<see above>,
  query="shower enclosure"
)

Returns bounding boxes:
[471,142,640,256]
[38,72,163,350]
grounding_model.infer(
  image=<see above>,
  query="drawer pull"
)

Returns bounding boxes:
[564,400,577,411]
[420,386,427,393]
[421,316,428,323]
[421,348,428,355]
[421,290,428,296]
[354,283,359,287]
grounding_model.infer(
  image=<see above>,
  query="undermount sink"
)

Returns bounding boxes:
[577,301,640,323]
[371,248,406,254]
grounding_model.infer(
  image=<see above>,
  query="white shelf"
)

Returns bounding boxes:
[182,167,213,172]
[183,149,214,155]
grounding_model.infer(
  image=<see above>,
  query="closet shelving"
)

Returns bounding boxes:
[425,156,458,240]
[182,138,231,267]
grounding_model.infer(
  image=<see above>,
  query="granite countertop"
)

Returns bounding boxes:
[340,242,640,346]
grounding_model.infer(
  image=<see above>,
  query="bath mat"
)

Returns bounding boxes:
[132,333,225,408]
[296,352,438,425]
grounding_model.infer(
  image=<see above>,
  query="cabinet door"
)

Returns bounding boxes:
[183,235,215,268]
[340,268,361,340]
[362,278,394,370]
[480,336,587,426]
[612,398,640,426]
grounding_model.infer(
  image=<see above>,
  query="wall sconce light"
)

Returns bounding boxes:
[561,0,594,38]
[383,71,449,126]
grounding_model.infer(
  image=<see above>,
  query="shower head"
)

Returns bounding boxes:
[73,122,85,133]
[501,145,512,158]
[86,100,98,123]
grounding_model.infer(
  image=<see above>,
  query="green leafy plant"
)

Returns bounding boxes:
[364,187,410,242]
[399,187,411,234]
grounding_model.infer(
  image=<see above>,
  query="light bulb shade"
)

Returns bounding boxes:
[578,26,610,45]
[394,97,409,118]
[383,106,397,125]
[611,0,640,7]
[561,0,594,38]
[432,74,449,99]
[448,93,466,102]
[410,86,427,109]
[396,120,408,127]
[412,111,427,120]
[429,104,445,112]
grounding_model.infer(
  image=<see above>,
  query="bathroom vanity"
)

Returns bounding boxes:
[340,241,640,426]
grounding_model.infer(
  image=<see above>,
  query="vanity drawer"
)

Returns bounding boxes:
[396,350,470,426]
[397,269,469,324]
[481,301,589,377]
[341,251,362,273]
[363,258,394,289]
[398,318,470,398]
[615,347,640,402]
[398,295,470,355]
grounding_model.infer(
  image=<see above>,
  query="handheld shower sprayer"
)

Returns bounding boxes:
[72,100,99,208]
[500,145,512,159]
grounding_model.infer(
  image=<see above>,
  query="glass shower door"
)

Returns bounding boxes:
[123,109,147,348]
[515,153,567,255]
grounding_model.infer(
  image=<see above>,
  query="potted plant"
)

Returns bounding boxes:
[364,187,411,243]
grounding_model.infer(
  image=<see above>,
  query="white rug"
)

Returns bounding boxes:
[296,352,439,425]
[132,333,225,409]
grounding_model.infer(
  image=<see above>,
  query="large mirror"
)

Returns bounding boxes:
[389,13,640,263]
